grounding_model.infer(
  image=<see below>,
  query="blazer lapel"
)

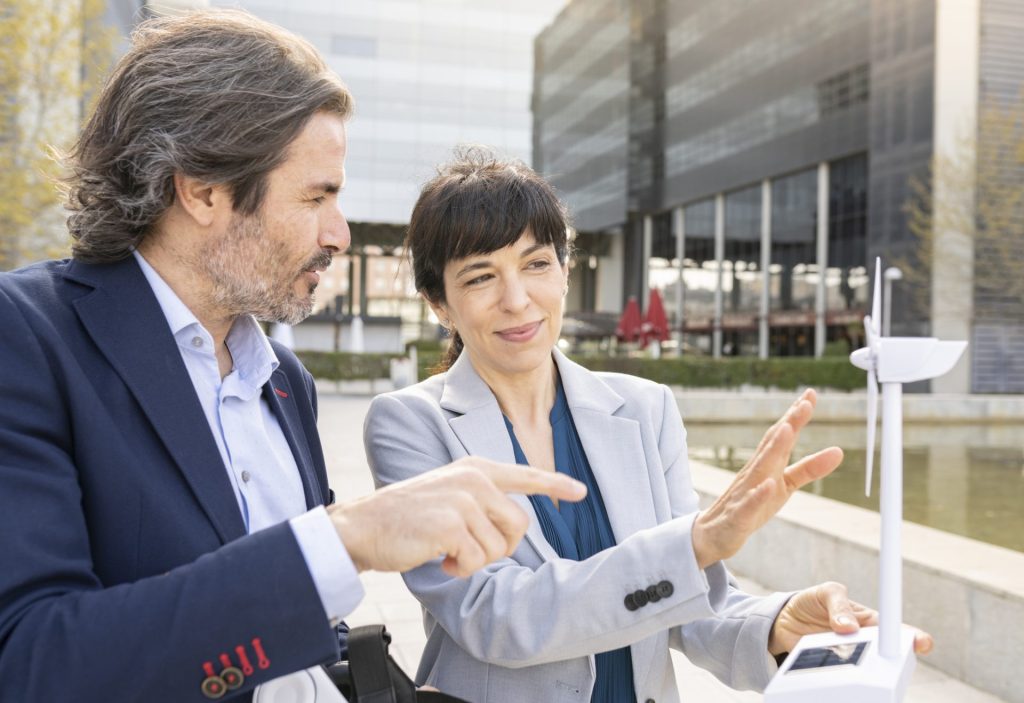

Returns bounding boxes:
[554,350,663,690]
[67,258,246,544]
[264,370,322,509]
[553,351,659,543]
[441,354,559,563]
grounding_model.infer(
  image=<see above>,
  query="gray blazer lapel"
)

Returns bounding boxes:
[554,351,659,543]
[441,353,559,563]
[555,350,664,691]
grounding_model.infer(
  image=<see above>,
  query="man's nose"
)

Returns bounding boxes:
[320,201,351,254]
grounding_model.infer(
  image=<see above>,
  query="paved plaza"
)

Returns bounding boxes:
[318,391,1005,702]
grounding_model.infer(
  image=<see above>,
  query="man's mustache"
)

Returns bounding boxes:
[303,250,334,273]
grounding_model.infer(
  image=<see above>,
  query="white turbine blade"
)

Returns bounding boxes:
[871,257,882,337]
[864,315,876,348]
[865,367,878,497]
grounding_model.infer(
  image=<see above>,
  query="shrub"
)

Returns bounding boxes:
[295,350,862,391]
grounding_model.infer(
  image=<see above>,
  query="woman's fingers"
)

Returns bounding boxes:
[821,582,860,634]
[751,390,814,458]
[914,630,934,655]
[782,446,844,491]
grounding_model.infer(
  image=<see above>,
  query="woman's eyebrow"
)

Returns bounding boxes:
[455,260,491,279]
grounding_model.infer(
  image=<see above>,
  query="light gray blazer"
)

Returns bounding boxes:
[363,349,789,703]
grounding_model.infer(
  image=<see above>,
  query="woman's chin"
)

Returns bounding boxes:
[477,344,556,377]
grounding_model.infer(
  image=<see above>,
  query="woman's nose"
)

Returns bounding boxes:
[499,275,530,312]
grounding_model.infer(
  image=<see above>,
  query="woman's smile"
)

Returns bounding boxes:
[495,320,543,343]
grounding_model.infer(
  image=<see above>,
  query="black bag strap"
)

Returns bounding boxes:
[343,624,468,703]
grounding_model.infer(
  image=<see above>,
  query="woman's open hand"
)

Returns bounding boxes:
[691,389,843,568]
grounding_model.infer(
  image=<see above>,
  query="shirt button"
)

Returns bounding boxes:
[241,470,251,483]
[191,336,203,347]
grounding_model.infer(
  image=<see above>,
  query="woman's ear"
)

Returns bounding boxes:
[423,294,452,329]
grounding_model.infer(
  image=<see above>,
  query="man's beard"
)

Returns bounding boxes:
[199,213,332,325]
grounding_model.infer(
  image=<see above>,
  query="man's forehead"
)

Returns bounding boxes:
[277,113,347,184]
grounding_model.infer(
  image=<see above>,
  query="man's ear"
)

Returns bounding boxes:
[172,172,233,228]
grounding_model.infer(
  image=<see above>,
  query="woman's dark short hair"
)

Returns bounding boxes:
[64,9,353,262]
[405,147,572,369]
[407,147,570,304]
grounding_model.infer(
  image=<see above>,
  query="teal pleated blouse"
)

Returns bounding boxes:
[502,378,637,703]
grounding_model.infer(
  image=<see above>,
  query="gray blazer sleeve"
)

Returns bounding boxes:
[656,388,792,690]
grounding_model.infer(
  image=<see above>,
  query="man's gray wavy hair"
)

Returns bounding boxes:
[64,9,353,263]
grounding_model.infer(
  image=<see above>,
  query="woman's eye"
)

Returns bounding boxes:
[528,259,552,270]
[466,273,493,286]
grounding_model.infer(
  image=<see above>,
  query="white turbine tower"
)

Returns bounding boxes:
[765,258,966,702]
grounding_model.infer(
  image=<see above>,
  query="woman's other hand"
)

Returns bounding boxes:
[768,581,934,657]
[691,389,843,568]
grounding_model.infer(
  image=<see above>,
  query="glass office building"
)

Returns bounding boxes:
[535,0,1024,392]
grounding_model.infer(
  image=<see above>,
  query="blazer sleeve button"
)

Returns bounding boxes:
[645,698,656,703]
[656,580,674,599]
[633,588,650,607]
[220,666,244,690]
[201,675,227,699]
[645,585,662,603]
[624,593,639,611]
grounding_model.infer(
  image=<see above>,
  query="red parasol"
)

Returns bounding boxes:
[642,288,670,347]
[615,296,643,343]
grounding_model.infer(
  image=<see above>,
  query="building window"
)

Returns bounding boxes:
[770,168,818,355]
[723,185,762,356]
[816,63,870,117]
[681,199,716,354]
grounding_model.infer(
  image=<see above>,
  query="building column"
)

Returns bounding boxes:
[713,193,725,358]
[347,254,357,316]
[673,206,685,348]
[815,161,830,358]
[358,251,369,316]
[642,214,653,312]
[760,179,772,360]
[931,0,979,393]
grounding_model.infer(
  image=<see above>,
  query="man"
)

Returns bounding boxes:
[0,10,584,702]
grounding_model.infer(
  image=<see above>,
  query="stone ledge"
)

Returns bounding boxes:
[675,388,1024,423]
[691,461,1024,703]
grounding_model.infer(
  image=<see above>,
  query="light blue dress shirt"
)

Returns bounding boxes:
[133,251,363,626]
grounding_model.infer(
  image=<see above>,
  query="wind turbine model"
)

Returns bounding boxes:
[764,258,966,702]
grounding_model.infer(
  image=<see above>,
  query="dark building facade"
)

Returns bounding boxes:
[534,0,1024,392]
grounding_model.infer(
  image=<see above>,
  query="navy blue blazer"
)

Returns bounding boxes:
[0,257,342,702]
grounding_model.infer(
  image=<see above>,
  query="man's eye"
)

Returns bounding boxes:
[310,196,327,204]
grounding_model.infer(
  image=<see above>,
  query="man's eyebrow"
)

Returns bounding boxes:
[306,181,342,194]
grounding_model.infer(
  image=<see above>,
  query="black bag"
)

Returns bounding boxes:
[326,625,469,703]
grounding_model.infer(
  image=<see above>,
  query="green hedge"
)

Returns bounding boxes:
[570,355,864,391]
[296,350,441,382]
[296,349,862,391]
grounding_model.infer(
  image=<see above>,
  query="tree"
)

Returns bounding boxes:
[903,93,1024,392]
[903,94,1024,322]
[0,0,114,270]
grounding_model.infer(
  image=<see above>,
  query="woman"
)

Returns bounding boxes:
[364,150,928,703]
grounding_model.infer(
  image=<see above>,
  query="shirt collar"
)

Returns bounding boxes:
[132,250,280,393]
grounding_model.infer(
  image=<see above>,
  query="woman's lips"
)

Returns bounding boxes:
[496,321,542,343]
